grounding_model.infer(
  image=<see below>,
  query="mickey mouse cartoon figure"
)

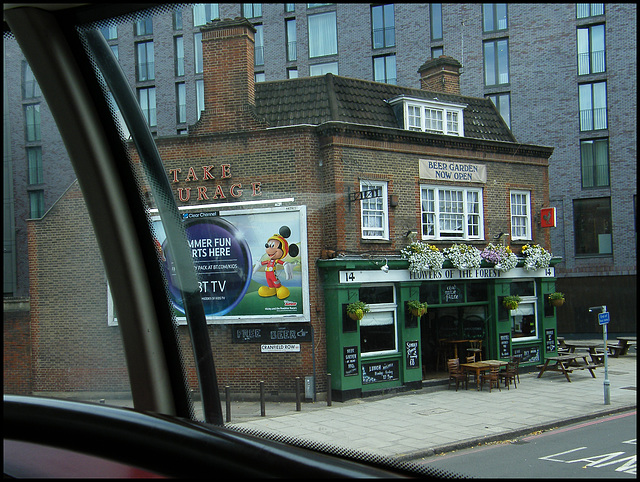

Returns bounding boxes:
[253,226,299,300]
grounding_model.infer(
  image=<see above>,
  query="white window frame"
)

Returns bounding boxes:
[420,185,483,240]
[360,286,397,357]
[510,190,532,241]
[388,96,465,136]
[360,180,389,240]
[509,281,538,342]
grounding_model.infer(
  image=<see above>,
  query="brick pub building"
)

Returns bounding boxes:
[22,18,557,401]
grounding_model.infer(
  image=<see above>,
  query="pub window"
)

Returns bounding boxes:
[574,197,612,255]
[510,190,531,241]
[420,186,483,240]
[359,285,397,356]
[509,280,537,340]
[360,180,389,240]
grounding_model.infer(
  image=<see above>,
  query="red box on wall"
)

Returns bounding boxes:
[540,207,556,228]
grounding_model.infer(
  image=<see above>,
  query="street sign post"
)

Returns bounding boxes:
[589,306,610,405]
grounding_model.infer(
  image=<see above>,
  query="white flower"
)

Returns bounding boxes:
[521,244,552,270]
[443,244,482,269]
[401,241,444,273]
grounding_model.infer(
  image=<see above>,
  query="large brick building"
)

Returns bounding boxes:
[17,18,560,400]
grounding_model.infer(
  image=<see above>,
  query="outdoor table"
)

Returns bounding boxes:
[562,341,601,354]
[614,337,637,356]
[536,353,598,382]
[443,339,470,360]
[461,360,508,390]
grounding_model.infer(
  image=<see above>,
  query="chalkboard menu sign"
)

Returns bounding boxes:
[499,333,511,358]
[512,345,540,363]
[343,346,358,377]
[361,360,399,384]
[405,341,419,370]
[545,328,556,352]
[232,324,312,343]
[442,283,463,303]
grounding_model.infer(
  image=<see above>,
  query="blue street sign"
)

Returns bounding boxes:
[598,312,610,325]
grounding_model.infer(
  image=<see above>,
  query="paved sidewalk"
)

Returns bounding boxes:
[223,350,637,461]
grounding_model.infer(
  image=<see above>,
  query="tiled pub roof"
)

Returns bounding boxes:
[255,73,517,143]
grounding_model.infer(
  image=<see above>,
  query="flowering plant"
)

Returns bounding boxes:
[401,241,444,273]
[443,243,482,269]
[521,244,552,271]
[480,243,518,272]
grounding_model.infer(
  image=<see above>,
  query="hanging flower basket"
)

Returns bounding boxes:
[346,301,369,321]
[407,300,428,318]
[503,295,521,310]
[400,241,444,273]
[443,243,482,270]
[521,244,552,271]
[549,292,565,307]
[480,243,518,272]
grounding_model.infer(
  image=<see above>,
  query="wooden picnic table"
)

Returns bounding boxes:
[613,337,637,356]
[537,353,598,382]
[461,360,508,390]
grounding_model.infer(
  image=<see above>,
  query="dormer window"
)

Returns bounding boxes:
[389,96,466,137]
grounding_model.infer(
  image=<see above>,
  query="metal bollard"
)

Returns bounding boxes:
[295,377,301,411]
[327,373,332,406]
[225,386,231,423]
[260,381,265,417]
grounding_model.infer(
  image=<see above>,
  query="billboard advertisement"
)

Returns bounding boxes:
[113,205,308,325]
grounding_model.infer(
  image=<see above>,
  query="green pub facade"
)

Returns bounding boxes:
[320,258,562,401]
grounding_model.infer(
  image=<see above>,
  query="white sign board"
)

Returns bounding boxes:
[419,159,487,183]
[261,344,301,353]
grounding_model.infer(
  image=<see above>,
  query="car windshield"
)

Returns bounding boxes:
[4,3,636,479]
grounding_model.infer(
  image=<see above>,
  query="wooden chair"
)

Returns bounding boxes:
[447,358,467,391]
[467,339,483,361]
[499,361,518,389]
[465,354,477,384]
[480,366,501,392]
[509,355,521,383]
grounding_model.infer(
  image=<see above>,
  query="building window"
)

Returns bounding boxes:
[360,180,389,240]
[22,62,41,99]
[136,41,155,82]
[285,4,295,13]
[431,46,443,59]
[577,3,604,19]
[194,32,203,74]
[510,190,531,241]
[487,93,511,128]
[308,11,337,58]
[397,99,465,136]
[255,72,266,82]
[174,36,184,76]
[243,3,262,19]
[110,45,119,60]
[255,24,264,66]
[483,4,508,32]
[430,4,443,41]
[579,81,607,131]
[287,67,298,79]
[286,18,297,61]
[574,197,612,255]
[27,147,43,185]
[421,186,483,240]
[577,24,605,75]
[24,104,41,142]
[196,79,205,120]
[373,54,396,84]
[100,25,118,40]
[193,4,219,26]
[371,4,395,49]
[580,138,609,188]
[309,62,338,76]
[359,285,397,356]
[484,38,509,86]
[511,301,538,340]
[173,7,183,30]
[176,83,186,124]
[29,190,45,218]
[134,17,153,36]
[137,87,157,127]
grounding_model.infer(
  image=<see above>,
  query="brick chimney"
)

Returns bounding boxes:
[190,17,264,134]
[418,56,462,95]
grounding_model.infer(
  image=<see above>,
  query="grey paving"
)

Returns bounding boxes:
[223,350,637,461]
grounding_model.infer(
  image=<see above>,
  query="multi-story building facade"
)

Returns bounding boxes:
[4,4,636,337]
